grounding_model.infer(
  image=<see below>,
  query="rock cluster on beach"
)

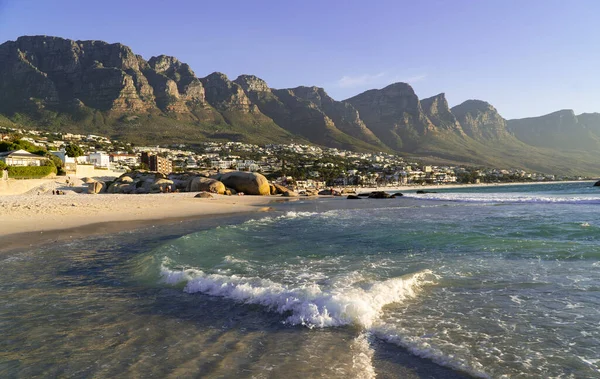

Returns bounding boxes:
[90,170,296,196]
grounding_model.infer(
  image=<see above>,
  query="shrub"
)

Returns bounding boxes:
[0,160,6,170]
[65,143,84,158]
[7,165,56,179]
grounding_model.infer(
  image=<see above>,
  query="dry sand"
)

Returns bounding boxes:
[0,191,275,238]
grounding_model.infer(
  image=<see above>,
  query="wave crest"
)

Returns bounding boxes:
[161,261,434,328]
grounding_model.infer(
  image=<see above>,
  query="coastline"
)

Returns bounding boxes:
[2,181,590,378]
[0,192,278,247]
[343,179,594,193]
[1,179,592,242]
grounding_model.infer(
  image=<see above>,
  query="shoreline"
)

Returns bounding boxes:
[340,179,594,193]
[1,179,593,246]
[0,192,280,247]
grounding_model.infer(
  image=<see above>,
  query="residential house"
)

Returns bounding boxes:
[89,152,110,168]
[0,150,47,166]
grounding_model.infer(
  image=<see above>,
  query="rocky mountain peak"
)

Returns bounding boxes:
[234,75,271,93]
[421,93,464,134]
[149,55,178,71]
[451,100,497,116]
[0,35,153,112]
[200,72,254,113]
[421,93,449,113]
[287,86,327,108]
[344,82,436,151]
[451,100,508,140]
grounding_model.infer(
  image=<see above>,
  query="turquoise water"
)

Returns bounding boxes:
[2,182,600,378]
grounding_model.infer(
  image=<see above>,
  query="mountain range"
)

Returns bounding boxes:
[1,35,599,176]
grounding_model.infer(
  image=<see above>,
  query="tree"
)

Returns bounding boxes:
[46,154,65,175]
[65,143,84,158]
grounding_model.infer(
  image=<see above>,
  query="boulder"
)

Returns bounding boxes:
[213,171,270,195]
[67,177,84,187]
[305,189,319,196]
[269,184,277,195]
[108,182,134,194]
[120,175,134,183]
[272,183,294,195]
[390,192,403,198]
[81,177,96,184]
[594,180,600,187]
[282,190,299,197]
[416,190,437,194]
[151,178,174,193]
[87,181,105,194]
[368,191,391,199]
[188,177,225,194]
[318,189,334,196]
[347,194,361,199]
[194,192,213,198]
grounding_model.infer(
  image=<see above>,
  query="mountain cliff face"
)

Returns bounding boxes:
[450,100,510,141]
[288,86,386,149]
[420,93,465,135]
[144,55,206,112]
[0,36,156,112]
[345,83,436,151]
[3,35,600,175]
[235,75,387,151]
[507,110,600,150]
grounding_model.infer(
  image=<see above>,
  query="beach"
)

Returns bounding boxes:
[2,181,599,378]
[1,178,587,240]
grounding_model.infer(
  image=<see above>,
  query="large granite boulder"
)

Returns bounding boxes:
[107,170,169,194]
[87,180,106,194]
[213,171,270,195]
[594,180,600,187]
[272,183,294,195]
[187,177,225,194]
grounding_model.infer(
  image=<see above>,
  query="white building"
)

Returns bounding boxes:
[0,150,47,166]
[89,152,110,168]
[50,150,76,165]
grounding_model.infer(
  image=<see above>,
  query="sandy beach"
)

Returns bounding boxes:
[1,178,590,241]
[0,191,276,238]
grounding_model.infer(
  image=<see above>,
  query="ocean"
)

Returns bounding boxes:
[1,182,599,378]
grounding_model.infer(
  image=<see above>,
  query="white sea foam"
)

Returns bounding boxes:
[402,192,600,204]
[370,324,491,379]
[350,332,376,379]
[161,261,433,328]
[244,211,322,226]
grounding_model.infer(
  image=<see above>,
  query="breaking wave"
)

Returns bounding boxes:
[160,260,434,329]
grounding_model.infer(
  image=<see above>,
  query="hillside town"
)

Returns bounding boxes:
[0,126,586,188]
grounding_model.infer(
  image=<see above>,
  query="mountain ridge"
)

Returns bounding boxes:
[2,35,600,175]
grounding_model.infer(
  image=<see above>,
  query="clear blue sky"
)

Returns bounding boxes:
[1,0,598,119]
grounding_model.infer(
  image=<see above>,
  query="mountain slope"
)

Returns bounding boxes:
[507,110,600,151]
[235,75,387,151]
[2,35,600,175]
[345,83,437,151]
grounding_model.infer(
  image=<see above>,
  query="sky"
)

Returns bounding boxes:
[0,0,599,119]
